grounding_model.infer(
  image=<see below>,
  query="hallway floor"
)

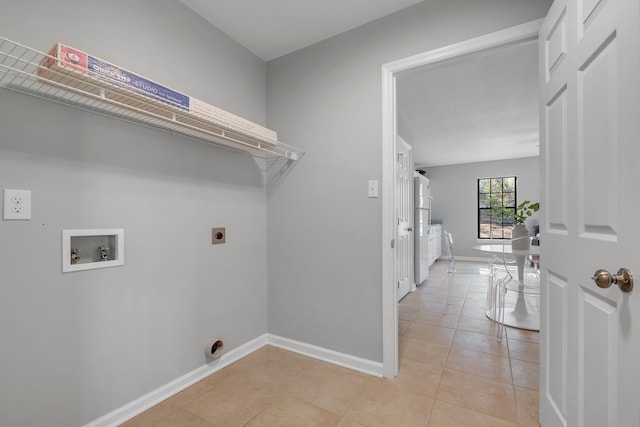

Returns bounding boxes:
[122,260,539,427]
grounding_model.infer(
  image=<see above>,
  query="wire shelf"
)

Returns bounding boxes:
[0,37,304,161]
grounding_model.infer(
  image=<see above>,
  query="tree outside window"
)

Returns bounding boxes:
[478,176,516,239]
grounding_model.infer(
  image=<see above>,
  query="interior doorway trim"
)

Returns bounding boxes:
[380,18,543,378]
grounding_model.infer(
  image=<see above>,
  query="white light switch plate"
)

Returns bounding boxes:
[3,189,31,220]
[368,180,379,198]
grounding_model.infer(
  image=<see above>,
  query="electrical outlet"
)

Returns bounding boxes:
[3,189,31,220]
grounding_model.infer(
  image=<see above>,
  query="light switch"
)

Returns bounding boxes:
[368,180,379,198]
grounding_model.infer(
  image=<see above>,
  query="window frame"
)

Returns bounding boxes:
[477,176,517,240]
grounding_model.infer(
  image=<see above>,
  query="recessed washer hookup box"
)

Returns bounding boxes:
[38,43,189,109]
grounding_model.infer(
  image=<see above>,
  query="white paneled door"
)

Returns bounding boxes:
[396,138,413,301]
[539,0,640,426]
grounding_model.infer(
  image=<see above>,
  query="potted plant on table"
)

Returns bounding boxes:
[490,199,539,250]
[511,200,539,250]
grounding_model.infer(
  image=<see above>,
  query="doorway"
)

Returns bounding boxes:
[381,19,544,378]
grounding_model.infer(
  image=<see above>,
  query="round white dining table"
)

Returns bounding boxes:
[473,244,540,331]
[472,244,539,282]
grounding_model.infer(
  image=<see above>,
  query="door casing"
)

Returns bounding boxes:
[380,19,544,378]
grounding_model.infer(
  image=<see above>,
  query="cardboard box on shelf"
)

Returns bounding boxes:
[38,43,189,109]
[37,43,277,145]
[189,97,277,145]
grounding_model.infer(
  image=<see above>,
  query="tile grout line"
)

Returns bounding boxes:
[419,261,534,426]
[425,268,475,427]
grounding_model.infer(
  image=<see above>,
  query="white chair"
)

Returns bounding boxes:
[444,231,455,273]
[444,230,493,307]
[495,235,539,340]
[442,230,487,304]
[488,254,515,317]
[496,268,540,340]
[493,259,514,340]
[486,251,517,323]
[441,230,455,307]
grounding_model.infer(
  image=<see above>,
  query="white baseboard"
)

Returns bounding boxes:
[85,333,383,426]
[438,255,489,263]
[84,334,268,427]
[266,334,384,378]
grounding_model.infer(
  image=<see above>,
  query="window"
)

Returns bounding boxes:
[478,176,516,239]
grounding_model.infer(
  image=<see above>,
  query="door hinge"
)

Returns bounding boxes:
[397,281,400,289]
[391,239,395,248]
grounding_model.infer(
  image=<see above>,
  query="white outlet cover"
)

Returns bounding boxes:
[3,189,31,220]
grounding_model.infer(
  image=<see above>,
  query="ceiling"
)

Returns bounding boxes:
[179,0,424,61]
[179,1,539,168]
[397,40,539,166]
[397,40,540,167]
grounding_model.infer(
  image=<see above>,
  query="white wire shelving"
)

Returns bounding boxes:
[0,36,304,161]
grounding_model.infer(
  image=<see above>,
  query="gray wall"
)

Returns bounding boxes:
[266,0,551,362]
[0,1,268,426]
[424,157,540,258]
[0,0,552,424]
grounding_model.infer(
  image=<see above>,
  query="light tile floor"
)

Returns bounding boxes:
[122,260,539,427]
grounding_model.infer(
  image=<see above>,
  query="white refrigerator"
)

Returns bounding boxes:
[414,173,431,285]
